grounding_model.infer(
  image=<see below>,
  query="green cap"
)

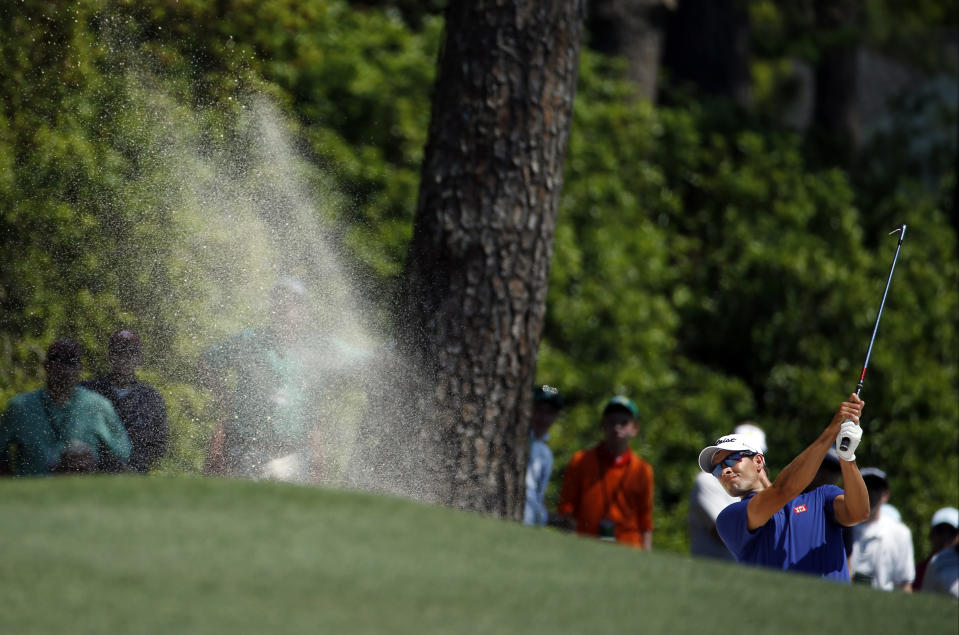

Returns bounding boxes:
[602,395,638,420]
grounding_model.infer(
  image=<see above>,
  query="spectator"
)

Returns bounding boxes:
[199,277,366,481]
[915,506,959,594]
[849,467,916,591]
[556,396,654,549]
[524,385,563,526]
[0,338,131,475]
[82,329,168,473]
[689,423,766,560]
[700,394,870,581]
[923,543,959,598]
[881,503,902,523]
[200,278,313,478]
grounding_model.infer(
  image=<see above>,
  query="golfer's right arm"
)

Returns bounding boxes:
[746,394,865,531]
[834,458,870,526]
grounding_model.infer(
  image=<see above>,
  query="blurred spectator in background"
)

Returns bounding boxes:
[199,277,369,483]
[881,502,902,523]
[689,423,766,560]
[0,338,130,475]
[915,506,959,597]
[556,396,654,549]
[849,467,915,591]
[524,385,563,526]
[199,277,317,479]
[82,329,168,473]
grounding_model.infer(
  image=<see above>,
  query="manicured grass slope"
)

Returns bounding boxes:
[1,477,955,634]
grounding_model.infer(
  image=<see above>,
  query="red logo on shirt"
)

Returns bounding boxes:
[793,504,808,514]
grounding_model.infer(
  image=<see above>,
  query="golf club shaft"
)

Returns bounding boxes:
[839,224,906,452]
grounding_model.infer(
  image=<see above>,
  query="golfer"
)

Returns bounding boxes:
[698,394,870,581]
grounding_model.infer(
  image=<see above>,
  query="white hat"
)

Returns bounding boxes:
[930,507,959,530]
[733,423,767,454]
[698,434,764,473]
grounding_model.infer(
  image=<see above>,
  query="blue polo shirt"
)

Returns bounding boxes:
[716,484,850,582]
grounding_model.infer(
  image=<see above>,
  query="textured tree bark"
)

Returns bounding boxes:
[398,0,585,518]
[588,0,675,101]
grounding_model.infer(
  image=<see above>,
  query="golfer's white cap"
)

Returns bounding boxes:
[698,434,764,473]
[930,507,959,530]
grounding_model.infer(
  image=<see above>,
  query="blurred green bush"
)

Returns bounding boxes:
[0,0,955,555]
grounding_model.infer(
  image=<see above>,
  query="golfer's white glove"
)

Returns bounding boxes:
[835,419,862,462]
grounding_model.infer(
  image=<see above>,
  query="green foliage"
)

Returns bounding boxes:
[748,0,958,137]
[539,52,957,553]
[0,0,439,472]
[1,0,439,384]
[0,0,955,560]
[749,0,958,70]
[143,372,217,475]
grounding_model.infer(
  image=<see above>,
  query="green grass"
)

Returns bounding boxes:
[1,477,955,634]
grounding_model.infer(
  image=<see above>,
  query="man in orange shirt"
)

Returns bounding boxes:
[555,396,654,549]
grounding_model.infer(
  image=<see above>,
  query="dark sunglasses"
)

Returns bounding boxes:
[711,452,756,478]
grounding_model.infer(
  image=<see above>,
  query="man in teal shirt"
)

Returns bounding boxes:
[199,278,372,481]
[0,339,131,476]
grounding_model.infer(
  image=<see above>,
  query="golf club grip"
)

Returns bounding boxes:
[838,385,864,452]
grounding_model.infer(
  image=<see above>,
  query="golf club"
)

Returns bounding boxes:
[839,224,907,452]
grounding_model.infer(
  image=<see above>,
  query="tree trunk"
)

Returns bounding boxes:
[397,0,584,518]
[588,0,675,101]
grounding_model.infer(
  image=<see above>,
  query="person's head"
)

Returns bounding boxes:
[531,385,563,438]
[928,507,959,553]
[43,338,83,398]
[860,467,890,519]
[269,276,310,336]
[698,433,767,498]
[107,329,143,379]
[600,396,639,452]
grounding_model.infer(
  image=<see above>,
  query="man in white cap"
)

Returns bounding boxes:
[688,423,767,559]
[698,394,870,581]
